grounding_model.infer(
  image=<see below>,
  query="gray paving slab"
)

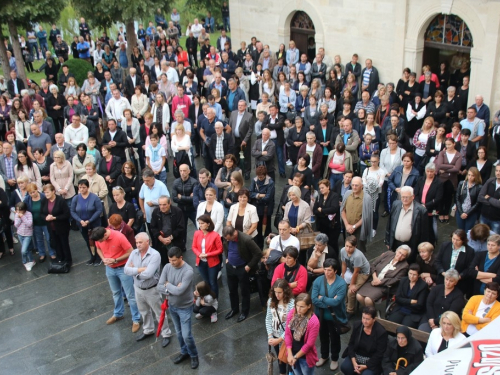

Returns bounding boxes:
[0,148,482,375]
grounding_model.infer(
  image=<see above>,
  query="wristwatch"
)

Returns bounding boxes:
[352,224,356,229]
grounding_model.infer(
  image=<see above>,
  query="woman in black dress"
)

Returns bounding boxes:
[286,116,307,166]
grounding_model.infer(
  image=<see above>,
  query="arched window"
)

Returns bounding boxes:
[425,14,473,49]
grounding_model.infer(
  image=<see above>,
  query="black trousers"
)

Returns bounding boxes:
[319,318,341,361]
[234,136,251,175]
[50,229,72,265]
[193,304,216,317]
[387,310,420,329]
[226,264,251,314]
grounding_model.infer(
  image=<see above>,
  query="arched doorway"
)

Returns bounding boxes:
[290,11,315,62]
[422,13,473,88]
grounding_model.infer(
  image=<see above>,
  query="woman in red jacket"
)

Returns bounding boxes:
[271,246,308,296]
[192,214,223,298]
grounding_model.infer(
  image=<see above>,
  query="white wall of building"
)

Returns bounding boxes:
[230,0,500,113]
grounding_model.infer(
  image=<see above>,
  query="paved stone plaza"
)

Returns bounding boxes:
[0,159,458,375]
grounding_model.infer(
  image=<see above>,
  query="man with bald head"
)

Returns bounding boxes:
[229,99,254,179]
[340,176,373,252]
[124,67,139,100]
[473,94,490,147]
[124,232,172,345]
[251,128,276,180]
[172,164,198,249]
[361,58,379,96]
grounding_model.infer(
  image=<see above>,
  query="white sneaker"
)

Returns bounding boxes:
[210,313,218,323]
[13,236,19,244]
[495,160,500,166]
[217,270,222,280]
[195,313,203,319]
[286,159,292,166]
[372,230,376,238]
[25,262,33,271]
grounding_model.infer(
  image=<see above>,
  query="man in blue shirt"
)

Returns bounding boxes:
[473,95,491,147]
[139,169,170,230]
[76,36,90,61]
[118,44,128,69]
[460,106,485,148]
[36,26,49,56]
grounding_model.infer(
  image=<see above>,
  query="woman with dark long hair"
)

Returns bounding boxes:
[266,279,295,375]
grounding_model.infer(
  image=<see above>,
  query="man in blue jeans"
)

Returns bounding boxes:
[478,164,500,234]
[157,247,199,369]
[263,104,286,178]
[92,227,141,333]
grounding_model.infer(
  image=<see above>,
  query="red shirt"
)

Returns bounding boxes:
[95,230,132,267]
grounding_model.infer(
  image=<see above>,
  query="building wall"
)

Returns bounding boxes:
[230,0,500,112]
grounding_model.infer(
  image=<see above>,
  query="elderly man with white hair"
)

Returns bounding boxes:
[124,232,173,346]
[385,186,429,263]
[473,94,490,147]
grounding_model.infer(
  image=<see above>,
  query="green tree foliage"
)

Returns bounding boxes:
[0,0,65,81]
[72,0,169,68]
[60,58,93,86]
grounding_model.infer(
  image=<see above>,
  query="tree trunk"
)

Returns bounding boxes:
[125,19,137,72]
[7,19,27,83]
[0,27,11,77]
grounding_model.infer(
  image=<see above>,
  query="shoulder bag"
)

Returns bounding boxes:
[296,223,320,251]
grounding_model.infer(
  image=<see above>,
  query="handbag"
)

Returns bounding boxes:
[278,341,288,364]
[323,276,351,334]
[296,223,320,251]
[48,261,70,274]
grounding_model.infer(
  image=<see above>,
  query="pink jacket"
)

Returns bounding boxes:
[285,310,319,368]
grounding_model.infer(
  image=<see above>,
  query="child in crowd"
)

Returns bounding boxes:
[358,133,379,175]
[86,137,101,165]
[193,281,218,323]
[145,133,167,183]
[14,202,35,271]
[254,110,266,139]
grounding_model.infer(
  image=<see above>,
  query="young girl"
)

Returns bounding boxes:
[14,202,35,271]
[193,281,218,323]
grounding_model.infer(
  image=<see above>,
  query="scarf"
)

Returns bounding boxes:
[156,105,163,125]
[289,312,309,342]
[149,144,161,163]
[364,177,379,211]
[78,152,87,165]
[284,262,299,282]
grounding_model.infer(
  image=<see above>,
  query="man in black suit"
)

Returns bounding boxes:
[209,121,234,178]
[251,128,276,180]
[99,70,114,99]
[102,119,128,160]
[222,225,262,323]
[124,68,139,101]
[229,100,254,179]
[385,186,429,264]
[7,70,25,98]
[262,104,286,178]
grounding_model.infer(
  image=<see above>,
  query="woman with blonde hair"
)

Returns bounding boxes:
[413,116,436,168]
[63,76,81,99]
[81,162,109,214]
[150,92,170,134]
[259,69,276,103]
[50,150,76,206]
[425,311,465,357]
[342,73,358,97]
[130,85,149,122]
[171,123,192,160]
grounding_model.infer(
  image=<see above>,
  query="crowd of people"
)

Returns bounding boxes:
[1,6,500,374]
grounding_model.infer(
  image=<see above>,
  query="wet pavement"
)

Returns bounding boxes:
[0,153,467,375]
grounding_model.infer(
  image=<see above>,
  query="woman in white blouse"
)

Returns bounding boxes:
[226,189,259,238]
[150,92,170,134]
[425,311,466,357]
[15,109,32,144]
[130,86,149,121]
[196,187,224,236]
[171,124,192,159]
[362,152,387,237]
